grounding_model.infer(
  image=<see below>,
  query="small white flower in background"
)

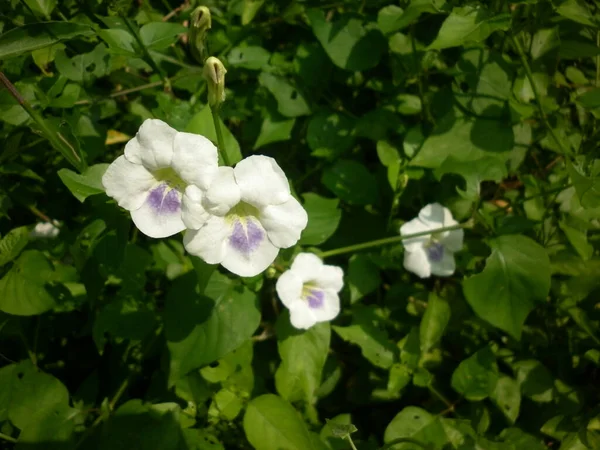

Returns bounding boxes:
[102,119,218,238]
[30,221,60,239]
[400,203,463,279]
[183,155,308,277]
[276,253,343,330]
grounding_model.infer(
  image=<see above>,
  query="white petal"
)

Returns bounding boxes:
[221,216,279,277]
[203,167,241,216]
[172,132,219,189]
[290,253,324,282]
[314,266,344,292]
[234,155,290,207]
[418,202,447,228]
[310,289,340,323]
[102,155,156,211]
[440,228,464,253]
[288,303,317,330]
[259,196,308,248]
[136,119,177,170]
[403,249,431,278]
[430,249,456,277]
[182,185,210,230]
[400,217,431,252]
[130,184,186,238]
[183,215,230,264]
[124,137,142,164]
[275,271,303,308]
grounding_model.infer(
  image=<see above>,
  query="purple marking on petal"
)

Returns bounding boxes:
[148,183,181,215]
[427,243,445,262]
[229,218,264,254]
[306,289,324,309]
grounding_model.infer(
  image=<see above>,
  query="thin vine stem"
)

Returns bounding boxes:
[211,106,230,166]
[0,432,17,443]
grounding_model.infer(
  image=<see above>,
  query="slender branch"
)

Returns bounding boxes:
[211,106,230,166]
[0,432,17,443]
[345,435,358,450]
[318,224,467,259]
[510,34,568,154]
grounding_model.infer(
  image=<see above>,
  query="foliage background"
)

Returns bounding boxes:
[1,0,600,449]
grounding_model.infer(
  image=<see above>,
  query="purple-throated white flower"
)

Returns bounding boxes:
[400,203,463,278]
[276,253,343,330]
[183,155,308,277]
[102,119,218,238]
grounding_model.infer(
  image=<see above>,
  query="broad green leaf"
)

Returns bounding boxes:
[530,28,560,60]
[556,0,597,27]
[166,272,260,383]
[98,29,137,55]
[259,72,311,118]
[567,160,600,208]
[58,164,108,203]
[228,46,271,70]
[186,106,242,165]
[242,0,265,25]
[306,9,386,71]
[429,6,511,50]
[243,394,325,450]
[577,88,600,109]
[0,226,29,267]
[559,220,593,260]
[24,0,57,18]
[321,160,379,205]
[307,110,355,159]
[387,363,412,395]
[299,193,341,246]
[420,294,451,353]
[54,43,109,82]
[347,254,381,303]
[491,376,521,424]
[394,94,422,115]
[384,406,450,449]
[499,428,547,450]
[275,315,330,404]
[451,346,499,401]
[140,22,186,49]
[463,235,551,340]
[377,5,406,34]
[435,155,507,199]
[378,0,447,32]
[183,429,225,449]
[0,22,93,60]
[513,360,554,403]
[253,112,295,150]
[0,250,56,315]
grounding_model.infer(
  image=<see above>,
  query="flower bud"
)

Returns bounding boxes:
[189,6,211,63]
[203,56,227,108]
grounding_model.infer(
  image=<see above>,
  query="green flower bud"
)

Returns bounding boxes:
[203,57,227,108]
[189,6,212,64]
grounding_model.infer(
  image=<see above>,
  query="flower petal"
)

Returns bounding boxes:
[172,131,218,189]
[234,155,290,207]
[430,249,456,277]
[102,155,156,211]
[203,167,241,216]
[288,303,317,330]
[290,253,324,282]
[418,202,447,228]
[130,184,186,238]
[314,266,344,292]
[124,137,142,165]
[403,248,431,278]
[183,215,230,264]
[136,119,177,170]
[309,289,340,323]
[440,228,464,253]
[400,217,431,252]
[259,196,308,248]
[182,185,210,230]
[221,216,279,277]
[275,271,303,308]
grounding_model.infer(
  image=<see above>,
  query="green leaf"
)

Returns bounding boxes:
[577,88,600,109]
[321,160,379,205]
[513,360,554,403]
[243,394,325,450]
[24,0,57,18]
[567,160,600,208]
[98,29,137,55]
[228,46,271,70]
[139,22,186,49]
[435,155,508,200]
[429,6,511,50]
[384,406,450,449]
[378,0,447,32]
[306,9,386,71]
[299,193,341,246]
[58,164,108,203]
[258,72,311,118]
[491,376,521,424]
[451,346,499,401]
[462,235,551,340]
[253,112,295,150]
[420,294,451,353]
[275,315,330,404]
[54,43,109,82]
[0,22,93,60]
[0,250,56,315]
[186,106,242,165]
[0,226,29,267]
[307,110,355,159]
[377,5,406,34]
[347,254,381,303]
[242,0,265,25]
[556,0,597,27]
[166,272,260,383]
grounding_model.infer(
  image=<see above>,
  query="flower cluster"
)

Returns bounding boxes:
[102,119,307,277]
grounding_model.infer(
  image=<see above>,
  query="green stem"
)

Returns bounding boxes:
[318,224,467,259]
[210,106,230,166]
[0,72,86,172]
[345,435,359,450]
[0,432,17,443]
[510,34,568,154]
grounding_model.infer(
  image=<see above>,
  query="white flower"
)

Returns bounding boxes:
[183,155,308,277]
[275,253,343,330]
[102,119,218,238]
[400,203,463,278]
[30,222,60,239]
